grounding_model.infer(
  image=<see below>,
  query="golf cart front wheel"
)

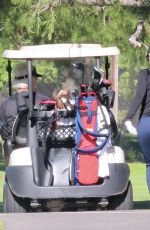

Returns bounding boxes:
[3,181,30,213]
[107,180,133,210]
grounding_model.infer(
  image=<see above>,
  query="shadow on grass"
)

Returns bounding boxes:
[0,161,5,172]
[134,201,150,209]
[0,143,5,172]
[0,202,3,213]
[119,132,144,162]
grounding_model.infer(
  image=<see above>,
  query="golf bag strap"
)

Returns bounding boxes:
[77,110,110,138]
[75,137,108,154]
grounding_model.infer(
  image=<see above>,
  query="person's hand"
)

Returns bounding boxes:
[55,90,70,99]
[55,90,69,109]
[124,120,137,135]
[55,89,74,110]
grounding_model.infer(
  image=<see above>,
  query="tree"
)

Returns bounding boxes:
[0,0,150,118]
[9,0,150,7]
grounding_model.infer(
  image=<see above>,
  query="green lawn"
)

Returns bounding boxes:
[129,163,150,209]
[129,163,149,201]
[0,222,4,230]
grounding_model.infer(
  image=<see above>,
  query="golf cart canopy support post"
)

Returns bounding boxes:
[3,43,120,121]
[6,60,12,96]
[27,60,33,113]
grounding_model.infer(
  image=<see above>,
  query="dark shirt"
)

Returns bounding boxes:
[126,69,150,121]
[0,91,49,140]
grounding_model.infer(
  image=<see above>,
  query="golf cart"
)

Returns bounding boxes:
[2,44,133,212]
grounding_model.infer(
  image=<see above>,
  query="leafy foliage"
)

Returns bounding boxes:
[0,1,150,117]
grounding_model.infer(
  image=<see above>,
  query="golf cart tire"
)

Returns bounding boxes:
[107,180,133,210]
[3,181,30,213]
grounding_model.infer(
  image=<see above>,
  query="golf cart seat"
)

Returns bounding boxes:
[3,109,28,163]
[3,91,29,155]
[11,91,29,147]
[11,109,28,147]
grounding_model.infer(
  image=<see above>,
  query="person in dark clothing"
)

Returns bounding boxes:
[0,62,49,165]
[125,47,150,191]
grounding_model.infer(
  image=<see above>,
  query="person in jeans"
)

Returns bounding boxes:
[125,47,150,191]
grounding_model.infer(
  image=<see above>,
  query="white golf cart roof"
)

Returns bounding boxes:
[3,43,120,60]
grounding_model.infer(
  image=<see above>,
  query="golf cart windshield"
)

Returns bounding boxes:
[2,43,120,120]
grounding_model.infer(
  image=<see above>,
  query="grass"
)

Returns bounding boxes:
[0,222,4,230]
[129,163,149,201]
[129,163,150,209]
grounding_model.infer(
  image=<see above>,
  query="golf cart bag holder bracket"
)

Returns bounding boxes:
[30,109,75,147]
[46,109,76,147]
[47,125,76,147]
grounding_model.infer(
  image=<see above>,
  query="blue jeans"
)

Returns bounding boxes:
[138,116,150,191]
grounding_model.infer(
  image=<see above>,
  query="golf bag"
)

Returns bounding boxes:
[74,92,110,185]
